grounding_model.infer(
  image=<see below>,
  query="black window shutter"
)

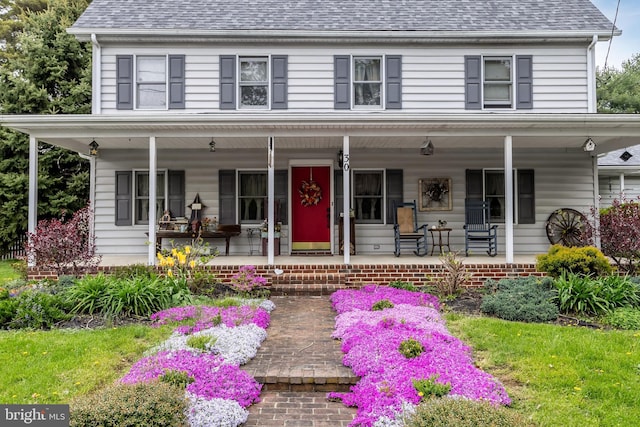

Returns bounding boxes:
[465,169,483,200]
[271,55,288,110]
[517,169,535,224]
[116,55,133,110]
[275,170,288,224]
[334,169,343,224]
[219,170,236,224]
[334,55,351,109]
[115,171,132,225]
[168,55,186,109]
[385,55,402,109]
[464,56,482,110]
[219,55,236,110]
[167,170,185,218]
[516,55,533,110]
[386,169,403,224]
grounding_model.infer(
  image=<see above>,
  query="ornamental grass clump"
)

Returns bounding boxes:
[329,286,510,427]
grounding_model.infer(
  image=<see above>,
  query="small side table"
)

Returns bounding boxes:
[429,227,451,255]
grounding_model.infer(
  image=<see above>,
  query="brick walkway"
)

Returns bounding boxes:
[243,296,357,426]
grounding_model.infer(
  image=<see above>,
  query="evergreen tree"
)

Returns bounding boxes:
[597,53,640,114]
[0,0,91,256]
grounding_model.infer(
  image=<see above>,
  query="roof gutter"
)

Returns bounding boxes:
[68,28,620,43]
[587,35,598,113]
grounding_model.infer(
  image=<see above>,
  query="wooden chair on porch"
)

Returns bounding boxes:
[393,200,428,257]
[464,199,498,257]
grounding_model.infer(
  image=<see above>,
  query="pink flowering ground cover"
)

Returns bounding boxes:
[150,304,271,334]
[329,286,510,427]
[121,350,262,408]
[331,284,440,314]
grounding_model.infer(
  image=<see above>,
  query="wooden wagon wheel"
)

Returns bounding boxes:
[545,208,588,247]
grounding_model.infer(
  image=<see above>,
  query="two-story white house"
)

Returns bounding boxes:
[3,0,640,276]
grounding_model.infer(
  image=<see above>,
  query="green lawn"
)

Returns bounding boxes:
[0,259,20,285]
[0,325,173,404]
[446,313,640,427]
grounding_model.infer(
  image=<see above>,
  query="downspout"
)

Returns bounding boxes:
[91,34,101,114]
[586,35,598,113]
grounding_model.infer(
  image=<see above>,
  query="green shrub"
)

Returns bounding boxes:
[372,299,395,311]
[10,290,70,329]
[536,244,613,278]
[0,299,18,327]
[404,397,536,427]
[399,338,424,358]
[429,251,471,299]
[598,275,640,308]
[603,307,640,330]
[389,280,417,291]
[159,369,195,389]
[70,382,188,427]
[413,376,451,400]
[481,276,559,322]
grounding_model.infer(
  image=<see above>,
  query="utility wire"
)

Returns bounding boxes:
[604,0,622,69]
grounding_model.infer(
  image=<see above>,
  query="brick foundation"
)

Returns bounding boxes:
[28,262,543,291]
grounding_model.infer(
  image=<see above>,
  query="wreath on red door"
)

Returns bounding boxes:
[299,180,322,207]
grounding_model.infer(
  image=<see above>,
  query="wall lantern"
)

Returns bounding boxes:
[420,139,434,156]
[337,149,344,168]
[209,138,216,152]
[89,139,99,157]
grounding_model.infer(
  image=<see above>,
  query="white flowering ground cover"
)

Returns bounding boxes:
[121,299,275,427]
[329,285,511,427]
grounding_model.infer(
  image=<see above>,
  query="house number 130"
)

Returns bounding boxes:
[343,154,350,171]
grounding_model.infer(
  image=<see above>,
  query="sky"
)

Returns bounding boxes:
[591,0,640,69]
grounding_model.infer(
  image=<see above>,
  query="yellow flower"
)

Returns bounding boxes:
[189,260,196,269]
[178,252,187,265]
[184,246,191,254]
[172,248,178,257]
[167,269,173,278]
[573,386,581,391]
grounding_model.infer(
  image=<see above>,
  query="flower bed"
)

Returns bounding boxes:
[122,299,275,426]
[329,286,510,427]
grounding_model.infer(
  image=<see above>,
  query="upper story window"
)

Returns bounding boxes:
[219,55,288,110]
[353,57,382,107]
[116,55,185,110]
[464,55,532,111]
[137,56,166,109]
[239,57,269,109]
[334,55,402,110]
[483,57,512,108]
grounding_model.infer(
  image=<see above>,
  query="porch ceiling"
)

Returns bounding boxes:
[2,112,640,155]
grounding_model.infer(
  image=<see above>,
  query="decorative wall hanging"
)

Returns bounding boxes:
[299,168,323,207]
[419,178,452,211]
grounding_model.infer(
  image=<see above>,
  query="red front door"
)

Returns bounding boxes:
[291,166,331,252]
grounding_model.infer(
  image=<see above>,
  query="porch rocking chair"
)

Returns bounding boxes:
[393,200,429,257]
[464,199,498,257]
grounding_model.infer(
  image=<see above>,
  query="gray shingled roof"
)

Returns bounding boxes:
[71,0,615,33]
[599,146,640,167]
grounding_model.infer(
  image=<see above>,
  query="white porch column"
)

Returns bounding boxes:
[342,135,351,265]
[504,136,514,264]
[593,156,601,248]
[619,173,625,198]
[27,135,38,267]
[148,136,157,266]
[267,137,275,265]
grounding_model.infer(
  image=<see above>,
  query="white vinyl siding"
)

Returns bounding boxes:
[98,45,589,114]
[92,146,593,257]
